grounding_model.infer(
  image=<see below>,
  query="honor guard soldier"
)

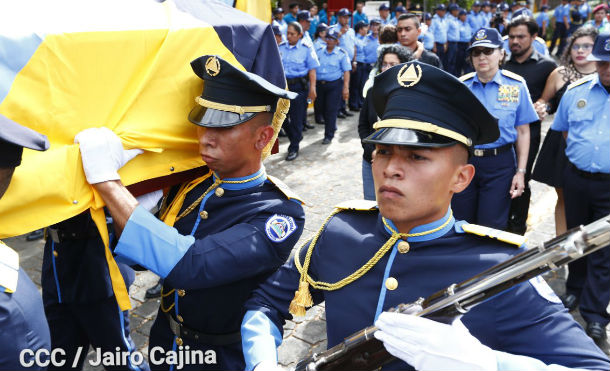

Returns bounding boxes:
[73,55,305,370]
[551,33,610,345]
[240,61,610,371]
[452,28,537,231]
[0,115,51,370]
[279,22,320,161]
[314,28,351,144]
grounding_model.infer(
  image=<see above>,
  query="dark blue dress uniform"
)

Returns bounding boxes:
[315,28,351,143]
[41,211,144,371]
[278,38,320,156]
[112,56,305,370]
[0,114,51,370]
[452,29,538,231]
[550,33,610,343]
[241,61,610,370]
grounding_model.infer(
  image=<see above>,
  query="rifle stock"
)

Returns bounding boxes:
[293,214,610,371]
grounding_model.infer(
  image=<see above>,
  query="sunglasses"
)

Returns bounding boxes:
[471,48,496,57]
[571,43,594,51]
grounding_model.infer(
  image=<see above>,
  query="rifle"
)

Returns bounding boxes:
[294,214,610,371]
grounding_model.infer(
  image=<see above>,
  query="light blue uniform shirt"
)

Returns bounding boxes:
[423,30,435,50]
[363,34,380,64]
[278,39,320,78]
[482,11,492,26]
[355,34,367,62]
[315,46,352,81]
[313,37,327,52]
[551,75,610,173]
[462,70,538,149]
[353,11,369,27]
[579,3,590,20]
[458,19,472,42]
[380,15,393,26]
[536,12,550,28]
[330,25,356,61]
[553,5,563,21]
[447,14,461,42]
[468,11,484,34]
[430,14,449,44]
[563,4,572,24]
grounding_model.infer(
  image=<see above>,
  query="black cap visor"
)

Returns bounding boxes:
[363,127,459,148]
[188,106,257,127]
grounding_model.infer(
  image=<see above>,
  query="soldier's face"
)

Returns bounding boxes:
[196,118,269,179]
[372,144,473,232]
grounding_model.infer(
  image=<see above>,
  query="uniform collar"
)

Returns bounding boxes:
[380,208,455,242]
[473,69,503,85]
[212,166,267,190]
[589,74,609,94]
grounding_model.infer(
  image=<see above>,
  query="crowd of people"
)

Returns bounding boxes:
[1,1,609,371]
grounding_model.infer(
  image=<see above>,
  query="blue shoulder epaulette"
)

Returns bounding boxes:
[0,241,19,293]
[266,175,305,205]
[459,72,475,81]
[567,74,595,91]
[460,223,526,247]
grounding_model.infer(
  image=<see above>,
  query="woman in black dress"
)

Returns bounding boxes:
[532,26,598,235]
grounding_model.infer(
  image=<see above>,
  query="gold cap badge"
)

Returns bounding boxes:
[205,56,221,76]
[397,64,422,88]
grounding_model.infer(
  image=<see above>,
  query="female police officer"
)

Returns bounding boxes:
[452,27,538,230]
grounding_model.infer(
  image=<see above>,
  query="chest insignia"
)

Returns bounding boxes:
[497,84,519,103]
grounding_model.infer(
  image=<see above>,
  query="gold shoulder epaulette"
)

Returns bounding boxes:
[334,199,378,211]
[461,223,526,247]
[266,175,305,205]
[0,240,19,293]
[459,72,476,82]
[567,74,595,91]
[501,70,525,82]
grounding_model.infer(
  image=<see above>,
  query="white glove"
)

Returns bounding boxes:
[374,312,498,371]
[75,127,143,184]
[135,190,163,211]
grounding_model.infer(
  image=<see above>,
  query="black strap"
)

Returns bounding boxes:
[165,313,241,346]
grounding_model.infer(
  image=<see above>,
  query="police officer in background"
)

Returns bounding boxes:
[240,60,610,371]
[330,8,356,118]
[0,115,51,370]
[551,33,610,345]
[378,3,393,26]
[73,55,305,370]
[456,9,472,75]
[453,28,537,230]
[469,1,486,34]
[446,4,462,76]
[279,22,320,161]
[315,28,351,145]
[430,4,449,68]
[350,20,369,111]
[272,8,287,39]
[297,10,314,45]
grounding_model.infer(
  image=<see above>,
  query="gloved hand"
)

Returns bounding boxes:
[136,190,163,211]
[75,127,143,184]
[374,312,498,371]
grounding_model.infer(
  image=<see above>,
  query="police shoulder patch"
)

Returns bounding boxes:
[265,214,298,243]
[529,275,562,303]
[461,223,526,247]
[567,74,595,91]
[459,72,476,82]
[266,175,305,205]
[334,199,378,211]
[501,70,525,83]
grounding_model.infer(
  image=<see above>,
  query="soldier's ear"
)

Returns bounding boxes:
[452,163,475,194]
[255,125,275,151]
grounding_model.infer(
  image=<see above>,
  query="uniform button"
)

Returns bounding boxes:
[215,187,225,197]
[175,337,183,346]
[385,277,398,291]
[177,315,184,323]
[397,241,410,254]
[199,210,208,219]
[177,289,186,297]
[53,250,58,257]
